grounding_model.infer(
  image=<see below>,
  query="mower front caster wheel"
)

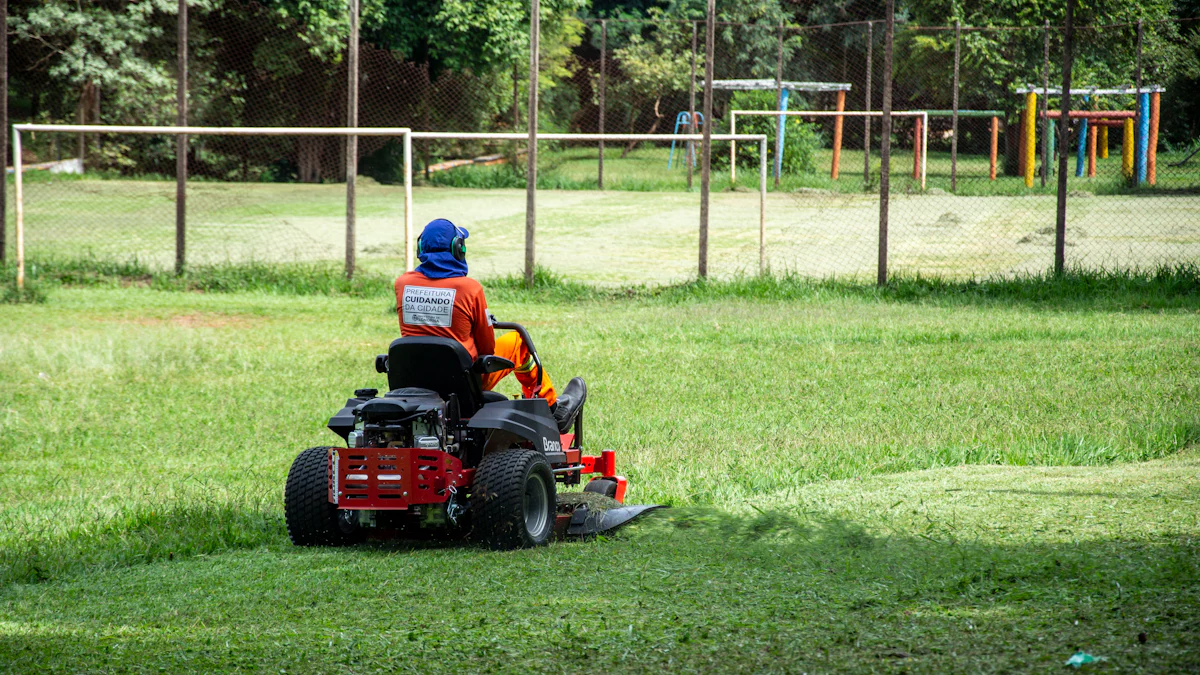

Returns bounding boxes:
[470,449,556,550]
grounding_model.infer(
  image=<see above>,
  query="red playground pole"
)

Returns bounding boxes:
[1087,124,1097,177]
[989,116,998,180]
[912,117,922,180]
[1148,91,1160,185]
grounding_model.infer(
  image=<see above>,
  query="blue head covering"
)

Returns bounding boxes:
[415,218,469,279]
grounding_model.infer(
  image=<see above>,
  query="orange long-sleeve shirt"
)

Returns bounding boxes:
[394,271,495,360]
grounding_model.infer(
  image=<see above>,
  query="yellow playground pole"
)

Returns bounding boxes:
[1024,92,1036,188]
[1099,126,1108,159]
[1121,118,1134,180]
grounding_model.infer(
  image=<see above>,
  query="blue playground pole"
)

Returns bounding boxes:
[1075,118,1088,177]
[775,88,790,182]
[668,112,689,170]
[668,112,703,170]
[1074,96,1088,178]
[1136,92,1150,185]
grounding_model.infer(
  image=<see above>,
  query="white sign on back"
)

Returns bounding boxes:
[402,286,457,327]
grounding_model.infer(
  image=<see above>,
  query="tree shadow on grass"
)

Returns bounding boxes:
[2,506,1197,673]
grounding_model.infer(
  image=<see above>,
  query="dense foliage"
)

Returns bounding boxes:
[6,0,1197,180]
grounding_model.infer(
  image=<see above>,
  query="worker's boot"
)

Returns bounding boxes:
[551,377,587,434]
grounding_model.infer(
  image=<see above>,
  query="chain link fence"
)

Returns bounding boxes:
[5,2,1199,283]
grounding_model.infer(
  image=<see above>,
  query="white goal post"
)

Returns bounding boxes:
[11,124,769,289]
[729,110,929,189]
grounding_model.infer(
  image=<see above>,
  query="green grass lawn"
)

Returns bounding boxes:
[1,275,1198,672]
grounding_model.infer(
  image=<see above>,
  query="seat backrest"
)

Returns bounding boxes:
[387,336,485,413]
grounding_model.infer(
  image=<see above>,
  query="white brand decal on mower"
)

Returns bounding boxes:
[402,286,457,327]
[542,438,562,454]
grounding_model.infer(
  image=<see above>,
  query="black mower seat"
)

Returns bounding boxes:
[386,336,489,414]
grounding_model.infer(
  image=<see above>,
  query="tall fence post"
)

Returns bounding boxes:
[699,0,714,279]
[878,0,894,286]
[1,0,7,265]
[526,0,540,288]
[1040,19,1050,187]
[951,20,960,192]
[598,19,606,190]
[344,0,359,280]
[687,21,697,190]
[512,62,520,129]
[1055,0,1076,275]
[175,0,188,275]
[863,21,872,186]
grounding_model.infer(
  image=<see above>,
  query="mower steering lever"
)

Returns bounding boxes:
[491,321,544,397]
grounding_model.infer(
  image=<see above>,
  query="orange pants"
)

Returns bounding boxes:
[481,331,557,406]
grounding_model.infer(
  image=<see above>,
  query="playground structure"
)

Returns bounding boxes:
[667,111,705,170]
[729,109,930,189]
[712,80,852,182]
[1016,85,1164,187]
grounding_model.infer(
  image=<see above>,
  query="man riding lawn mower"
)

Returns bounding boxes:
[284,219,660,550]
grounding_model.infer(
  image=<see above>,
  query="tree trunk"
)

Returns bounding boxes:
[298,137,322,183]
[621,99,664,158]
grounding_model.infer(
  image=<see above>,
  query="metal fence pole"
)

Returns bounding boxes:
[404,130,413,271]
[1135,19,1143,90]
[0,0,7,265]
[951,20,960,192]
[13,128,22,290]
[598,19,606,190]
[512,62,520,129]
[526,0,540,287]
[878,0,894,287]
[699,0,714,279]
[688,21,697,190]
[863,21,872,186]
[1040,19,1050,187]
[759,137,767,274]
[344,0,359,280]
[1055,0,1076,275]
[175,0,188,274]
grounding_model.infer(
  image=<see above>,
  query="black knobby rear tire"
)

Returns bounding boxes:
[584,478,619,499]
[284,447,360,547]
[469,449,556,550]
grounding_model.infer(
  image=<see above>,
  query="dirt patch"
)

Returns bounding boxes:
[1018,226,1087,247]
[106,313,264,329]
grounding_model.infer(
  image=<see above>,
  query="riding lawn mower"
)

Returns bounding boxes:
[284,322,661,550]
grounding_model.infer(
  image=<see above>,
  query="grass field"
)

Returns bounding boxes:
[1,270,1198,672]
[8,144,1199,282]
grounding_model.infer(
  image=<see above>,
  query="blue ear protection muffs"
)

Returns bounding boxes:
[417,227,467,262]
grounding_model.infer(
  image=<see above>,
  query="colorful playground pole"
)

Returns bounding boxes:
[831,89,846,179]
[1047,118,1056,178]
[1122,118,1135,181]
[1087,124,1097,177]
[1099,125,1108,159]
[1075,119,1088,178]
[989,116,998,180]
[1023,91,1036,187]
[1148,91,1160,185]
[1136,92,1149,184]
[912,116,922,180]
[775,88,790,182]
